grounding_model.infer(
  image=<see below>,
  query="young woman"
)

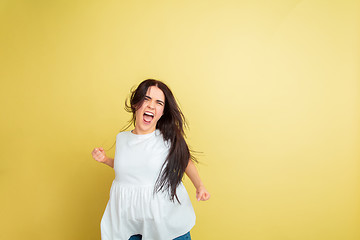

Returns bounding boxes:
[91,79,210,240]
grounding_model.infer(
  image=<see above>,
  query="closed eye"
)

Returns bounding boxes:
[145,95,164,106]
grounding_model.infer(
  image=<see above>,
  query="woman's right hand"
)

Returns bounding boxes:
[92,147,108,163]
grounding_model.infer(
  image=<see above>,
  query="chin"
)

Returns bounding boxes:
[136,122,156,134]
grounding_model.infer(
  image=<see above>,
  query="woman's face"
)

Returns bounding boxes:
[133,86,165,134]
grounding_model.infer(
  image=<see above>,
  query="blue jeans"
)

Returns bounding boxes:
[129,231,191,240]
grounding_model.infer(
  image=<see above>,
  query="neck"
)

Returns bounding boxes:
[132,126,156,135]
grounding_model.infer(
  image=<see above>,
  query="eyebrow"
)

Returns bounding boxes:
[145,95,165,105]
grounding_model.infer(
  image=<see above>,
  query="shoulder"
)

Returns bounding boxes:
[116,131,130,139]
[155,130,171,149]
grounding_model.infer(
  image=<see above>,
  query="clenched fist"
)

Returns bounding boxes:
[92,147,108,163]
[92,147,114,168]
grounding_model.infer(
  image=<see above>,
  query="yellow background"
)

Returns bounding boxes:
[1,0,359,239]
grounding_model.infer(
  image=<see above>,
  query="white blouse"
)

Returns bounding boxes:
[100,129,196,240]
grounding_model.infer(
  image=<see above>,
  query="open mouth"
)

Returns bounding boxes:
[143,111,154,124]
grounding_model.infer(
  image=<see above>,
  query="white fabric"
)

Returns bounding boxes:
[100,129,196,240]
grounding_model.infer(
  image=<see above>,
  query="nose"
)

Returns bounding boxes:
[148,100,155,109]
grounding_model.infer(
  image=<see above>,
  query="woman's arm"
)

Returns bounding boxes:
[102,156,114,168]
[185,159,210,201]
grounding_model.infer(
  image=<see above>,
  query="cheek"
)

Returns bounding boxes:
[135,108,143,119]
[157,106,164,117]
[135,103,146,115]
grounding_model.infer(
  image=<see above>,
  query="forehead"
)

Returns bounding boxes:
[146,86,165,101]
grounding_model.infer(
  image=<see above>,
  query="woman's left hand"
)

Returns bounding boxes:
[196,185,211,201]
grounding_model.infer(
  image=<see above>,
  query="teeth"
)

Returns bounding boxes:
[144,112,154,116]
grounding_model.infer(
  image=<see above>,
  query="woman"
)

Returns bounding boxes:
[91,79,210,240]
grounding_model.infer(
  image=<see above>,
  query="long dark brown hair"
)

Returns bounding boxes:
[119,79,197,203]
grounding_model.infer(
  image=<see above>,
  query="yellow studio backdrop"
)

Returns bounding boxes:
[0,0,359,239]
